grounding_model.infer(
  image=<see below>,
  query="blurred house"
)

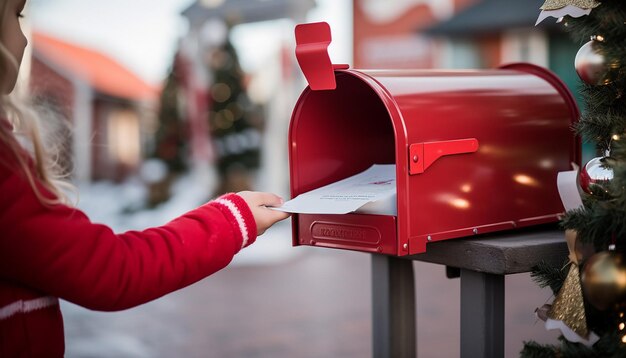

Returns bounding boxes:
[424,0,580,89]
[353,0,476,69]
[353,0,579,91]
[30,32,160,183]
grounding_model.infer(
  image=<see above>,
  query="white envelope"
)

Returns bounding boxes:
[272,164,397,215]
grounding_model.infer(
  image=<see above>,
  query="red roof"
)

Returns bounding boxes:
[32,32,160,102]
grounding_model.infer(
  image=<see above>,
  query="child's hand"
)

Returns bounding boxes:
[237,191,290,236]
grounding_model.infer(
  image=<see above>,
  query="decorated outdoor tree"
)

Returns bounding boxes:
[153,63,188,175]
[145,62,188,207]
[207,35,263,196]
[522,0,626,356]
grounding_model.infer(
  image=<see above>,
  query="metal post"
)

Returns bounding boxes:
[460,269,504,358]
[372,254,416,358]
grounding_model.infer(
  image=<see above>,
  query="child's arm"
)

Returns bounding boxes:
[0,164,287,311]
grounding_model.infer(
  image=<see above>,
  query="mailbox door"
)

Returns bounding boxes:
[289,71,402,255]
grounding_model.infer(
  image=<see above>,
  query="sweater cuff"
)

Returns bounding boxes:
[210,193,258,250]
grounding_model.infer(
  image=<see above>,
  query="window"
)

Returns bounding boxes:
[107,109,141,167]
[501,29,548,67]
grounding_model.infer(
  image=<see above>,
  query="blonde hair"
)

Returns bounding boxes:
[0,2,71,205]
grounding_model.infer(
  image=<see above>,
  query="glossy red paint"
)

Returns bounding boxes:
[289,22,580,256]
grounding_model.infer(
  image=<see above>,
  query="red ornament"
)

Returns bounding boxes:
[579,156,614,198]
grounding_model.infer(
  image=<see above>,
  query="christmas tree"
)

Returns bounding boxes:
[153,61,188,175]
[145,60,188,207]
[207,37,262,196]
[522,0,626,356]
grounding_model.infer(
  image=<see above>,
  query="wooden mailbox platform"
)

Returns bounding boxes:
[371,225,568,358]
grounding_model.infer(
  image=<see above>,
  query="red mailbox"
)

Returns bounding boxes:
[288,22,580,256]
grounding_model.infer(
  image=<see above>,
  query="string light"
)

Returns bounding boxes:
[616,305,626,343]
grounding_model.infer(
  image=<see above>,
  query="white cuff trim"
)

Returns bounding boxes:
[0,296,59,321]
[215,198,250,248]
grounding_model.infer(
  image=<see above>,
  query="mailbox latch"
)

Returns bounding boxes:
[409,138,479,175]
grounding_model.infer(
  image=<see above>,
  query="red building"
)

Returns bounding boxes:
[30,32,160,182]
[353,0,477,69]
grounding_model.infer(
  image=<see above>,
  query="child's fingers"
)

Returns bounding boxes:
[240,191,284,207]
[257,192,285,208]
[266,207,290,222]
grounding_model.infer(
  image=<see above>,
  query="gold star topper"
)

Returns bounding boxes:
[540,0,601,10]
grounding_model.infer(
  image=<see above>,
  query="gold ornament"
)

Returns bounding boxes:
[548,263,590,338]
[581,251,626,311]
[547,230,591,338]
[540,0,600,10]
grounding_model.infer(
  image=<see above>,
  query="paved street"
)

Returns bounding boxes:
[62,221,560,358]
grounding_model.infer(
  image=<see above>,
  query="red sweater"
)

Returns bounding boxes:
[0,139,257,357]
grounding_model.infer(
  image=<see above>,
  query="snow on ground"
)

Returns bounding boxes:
[74,169,299,267]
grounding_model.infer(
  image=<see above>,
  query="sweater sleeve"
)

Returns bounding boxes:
[0,158,258,311]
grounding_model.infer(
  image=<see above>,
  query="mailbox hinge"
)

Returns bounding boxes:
[409,138,479,175]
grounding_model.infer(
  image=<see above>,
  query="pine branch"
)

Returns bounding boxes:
[520,341,558,358]
[530,260,569,295]
[561,201,626,248]
[565,0,626,45]
[577,85,626,148]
